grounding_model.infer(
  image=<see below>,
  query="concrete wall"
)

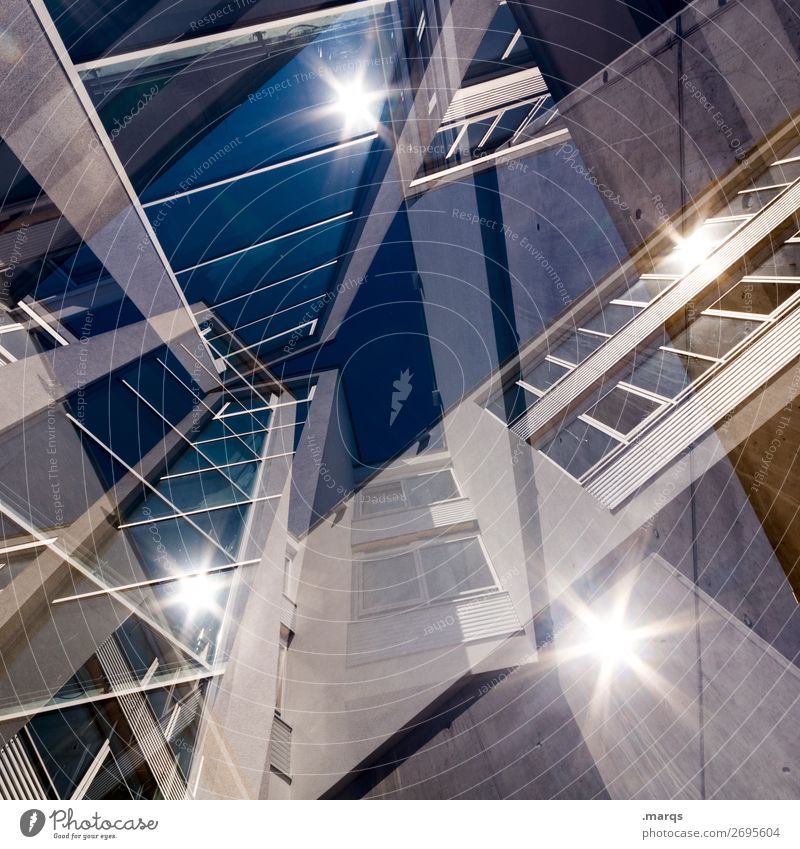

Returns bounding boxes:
[407,141,628,409]
[283,431,535,798]
[555,0,800,251]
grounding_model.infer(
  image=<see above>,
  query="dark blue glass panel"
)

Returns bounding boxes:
[210,262,332,326]
[72,377,168,481]
[164,446,259,478]
[239,322,315,358]
[463,4,533,83]
[541,419,621,480]
[114,617,180,677]
[82,8,394,200]
[9,241,144,338]
[126,515,235,578]
[0,139,41,206]
[151,571,234,662]
[195,410,270,441]
[28,706,108,799]
[68,349,199,485]
[178,216,349,306]
[121,355,199,426]
[230,300,325,348]
[194,430,264,453]
[144,141,376,269]
[183,434,262,467]
[192,504,250,555]
[132,469,254,518]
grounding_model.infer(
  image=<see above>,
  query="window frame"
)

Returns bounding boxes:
[355,468,463,519]
[354,533,500,618]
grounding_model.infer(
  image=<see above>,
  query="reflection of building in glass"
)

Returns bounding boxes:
[1,0,800,801]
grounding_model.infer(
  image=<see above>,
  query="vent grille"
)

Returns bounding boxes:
[442,68,546,124]
[0,735,48,800]
[346,591,523,666]
[269,714,292,779]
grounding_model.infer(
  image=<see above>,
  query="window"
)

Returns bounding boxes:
[540,418,623,481]
[586,385,661,436]
[357,469,460,517]
[357,536,497,616]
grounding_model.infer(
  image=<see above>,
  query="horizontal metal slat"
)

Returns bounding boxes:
[346,592,523,666]
[269,714,292,777]
[442,68,547,123]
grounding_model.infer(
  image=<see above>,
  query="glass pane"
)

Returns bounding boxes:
[154,468,255,515]
[126,516,234,578]
[213,262,332,328]
[626,347,713,398]
[486,103,536,149]
[466,118,499,153]
[244,322,315,358]
[523,357,571,391]
[28,706,108,799]
[197,409,271,440]
[485,381,531,424]
[464,4,519,79]
[81,5,394,199]
[192,505,250,555]
[419,125,462,175]
[146,142,373,271]
[126,358,197,426]
[420,537,494,601]
[506,33,533,66]
[669,314,756,359]
[85,748,143,799]
[581,303,641,334]
[0,327,34,359]
[359,481,406,516]
[745,241,800,277]
[551,330,605,364]
[406,470,459,508]
[189,434,263,467]
[521,95,556,139]
[152,570,233,655]
[360,551,421,611]
[620,276,674,302]
[233,302,325,350]
[713,278,800,315]
[164,445,257,477]
[540,418,622,479]
[114,618,177,679]
[45,0,302,64]
[178,216,350,307]
[587,386,661,435]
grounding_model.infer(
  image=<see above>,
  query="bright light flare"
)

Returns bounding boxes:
[178,574,217,617]
[674,230,715,270]
[330,77,380,132]
[587,615,637,670]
